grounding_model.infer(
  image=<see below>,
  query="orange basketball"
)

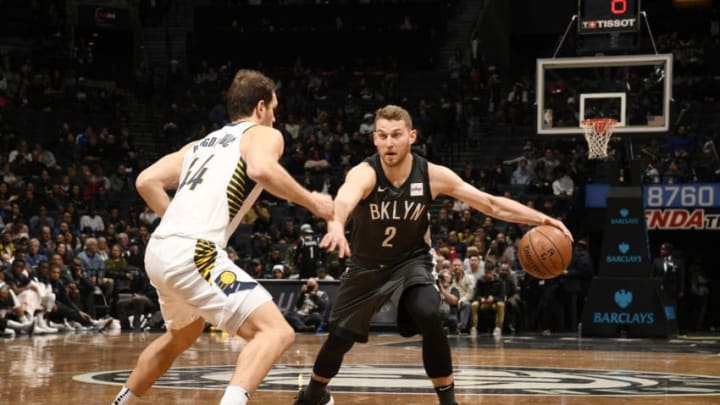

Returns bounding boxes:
[517,225,572,279]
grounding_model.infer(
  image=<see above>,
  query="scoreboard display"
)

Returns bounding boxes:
[578,0,642,34]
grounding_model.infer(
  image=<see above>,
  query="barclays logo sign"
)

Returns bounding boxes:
[610,208,640,225]
[614,289,632,309]
[606,242,643,263]
[593,288,654,325]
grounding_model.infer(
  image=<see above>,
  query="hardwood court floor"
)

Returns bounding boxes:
[2,330,720,404]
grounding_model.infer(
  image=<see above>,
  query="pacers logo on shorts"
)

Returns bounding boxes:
[214,270,256,295]
[215,271,237,292]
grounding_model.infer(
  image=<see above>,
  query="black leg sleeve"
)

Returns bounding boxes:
[401,284,453,378]
[312,332,356,379]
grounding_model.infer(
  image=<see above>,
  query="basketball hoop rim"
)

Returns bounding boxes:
[581,118,616,159]
[580,118,618,135]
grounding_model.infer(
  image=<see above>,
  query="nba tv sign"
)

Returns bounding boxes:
[646,208,720,230]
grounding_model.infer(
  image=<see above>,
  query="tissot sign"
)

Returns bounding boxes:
[581,18,638,31]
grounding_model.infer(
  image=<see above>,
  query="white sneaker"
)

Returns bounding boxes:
[68,321,83,331]
[93,317,113,332]
[0,329,15,338]
[33,318,53,335]
[33,315,57,335]
[493,327,502,337]
[48,320,71,332]
[38,316,59,334]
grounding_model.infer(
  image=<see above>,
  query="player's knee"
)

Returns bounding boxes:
[273,322,296,351]
[166,319,205,351]
[313,332,355,379]
[408,301,442,326]
[324,332,355,355]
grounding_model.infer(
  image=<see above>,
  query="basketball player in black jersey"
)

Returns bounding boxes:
[293,105,572,405]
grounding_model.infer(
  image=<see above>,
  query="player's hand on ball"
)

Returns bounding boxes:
[542,217,574,242]
[320,220,351,258]
[310,191,334,220]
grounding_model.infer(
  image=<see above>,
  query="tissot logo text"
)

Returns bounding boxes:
[582,18,637,29]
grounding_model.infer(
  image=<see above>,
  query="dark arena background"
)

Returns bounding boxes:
[1,0,720,404]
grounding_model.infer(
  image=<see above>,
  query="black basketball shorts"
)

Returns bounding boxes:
[328,254,434,343]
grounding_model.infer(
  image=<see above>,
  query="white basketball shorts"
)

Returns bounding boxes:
[144,236,272,334]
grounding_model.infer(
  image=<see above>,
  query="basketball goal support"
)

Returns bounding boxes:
[581,186,677,338]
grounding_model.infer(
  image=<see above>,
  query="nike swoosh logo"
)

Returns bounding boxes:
[377,187,388,192]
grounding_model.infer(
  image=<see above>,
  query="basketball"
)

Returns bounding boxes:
[517,225,572,279]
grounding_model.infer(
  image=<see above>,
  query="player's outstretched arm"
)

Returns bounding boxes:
[135,142,196,217]
[429,163,573,241]
[242,126,333,221]
[320,163,375,258]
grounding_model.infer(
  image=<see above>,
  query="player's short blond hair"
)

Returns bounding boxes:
[375,105,413,129]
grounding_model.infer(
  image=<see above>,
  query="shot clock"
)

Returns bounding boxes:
[578,0,642,34]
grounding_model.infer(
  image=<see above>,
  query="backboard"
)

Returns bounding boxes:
[536,53,672,135]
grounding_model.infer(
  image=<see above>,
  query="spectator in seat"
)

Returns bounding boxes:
[510,158,533,186]
[552,166,574,198]
[80,207,105,235]
[0,281,33,336]
[437,269,460,334]
[470,266,505,338]
[3,256,57,334]
[46,264,112,331]
[450,258,474,333]
[77,237,113,300]
[284,277,329,332]
[112,268,155,332]
[25,238,48,269]
[497,262,522,334]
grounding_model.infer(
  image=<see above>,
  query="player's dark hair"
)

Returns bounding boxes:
[226,69,276,121]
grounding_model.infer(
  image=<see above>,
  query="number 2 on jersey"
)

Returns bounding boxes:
[179,155,214,191]
[382,226,397,248]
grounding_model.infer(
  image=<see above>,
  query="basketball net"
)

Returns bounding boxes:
[581,118,617,159]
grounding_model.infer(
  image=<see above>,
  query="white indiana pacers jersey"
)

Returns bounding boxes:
[152,121,262,248]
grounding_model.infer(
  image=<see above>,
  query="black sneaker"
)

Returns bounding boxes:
[292,388,334,405]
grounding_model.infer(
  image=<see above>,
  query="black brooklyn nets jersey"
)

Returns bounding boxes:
[350,153,432,267]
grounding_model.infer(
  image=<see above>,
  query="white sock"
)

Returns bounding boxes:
[219,385,249,405]
[112,386,139,405]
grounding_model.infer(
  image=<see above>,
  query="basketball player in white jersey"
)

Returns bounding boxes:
[111,69,333,405]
